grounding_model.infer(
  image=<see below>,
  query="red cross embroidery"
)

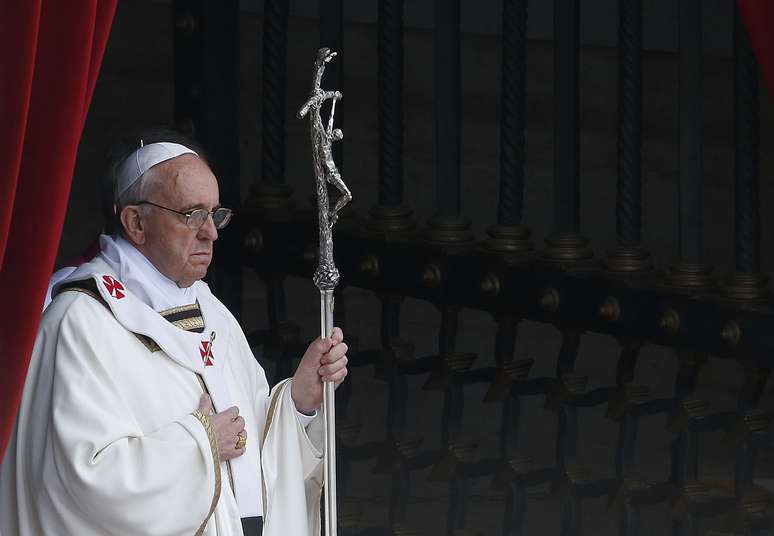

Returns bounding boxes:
[102,275,125,299]
[200,340,215,367]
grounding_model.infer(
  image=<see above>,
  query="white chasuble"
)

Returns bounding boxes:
[0,256,324,535]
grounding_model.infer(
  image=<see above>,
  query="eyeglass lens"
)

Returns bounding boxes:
[189,208,233,230]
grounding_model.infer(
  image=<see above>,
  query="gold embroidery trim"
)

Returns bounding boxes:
[261,382,286,448]
[58,287,102,303]
[159,303,201,317]
[170,316,205,331]
[135,334,160,353]
[191,409,222,536]
[260,380,289,517]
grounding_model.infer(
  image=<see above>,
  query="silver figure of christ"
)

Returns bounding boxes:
[297,48,352,292]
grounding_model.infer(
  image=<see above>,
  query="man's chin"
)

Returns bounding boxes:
[178,264,210,288]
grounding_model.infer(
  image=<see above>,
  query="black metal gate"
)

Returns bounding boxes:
[175,1,774,534]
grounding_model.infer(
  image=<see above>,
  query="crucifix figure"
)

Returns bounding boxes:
[297,47,352,536]
[297,47,352,291]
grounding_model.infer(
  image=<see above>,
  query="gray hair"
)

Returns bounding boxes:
[113,168,159,234]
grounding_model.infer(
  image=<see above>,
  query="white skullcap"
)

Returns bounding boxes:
[114,142,198,202]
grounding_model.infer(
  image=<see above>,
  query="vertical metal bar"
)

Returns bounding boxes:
[615,341,642,536]
[261,0,292,383]
[495,316,519,458]
[559,482,582,536]
[434,0,462,217]
[437,305,465,534]
[173,0,242,317]
[382,295,409,529]
[499,0,528,226]
[384,298,408,438]
[439,306,459,446]
[496,316,526,535]
[553,0,580,232]
[735,367,768,499]
[320,0,344,170]
[678,0,703,263]
[617,0,643,247]
[670,353,702,536]
[262,0,289,185]
[734,4,760,273]
[378,0,404,207]
[505,481,527,536]
[555,330,582,536]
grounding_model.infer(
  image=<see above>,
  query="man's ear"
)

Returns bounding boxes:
[120,206,146,245]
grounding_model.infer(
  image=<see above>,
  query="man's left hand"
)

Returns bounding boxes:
[291,327,348,414]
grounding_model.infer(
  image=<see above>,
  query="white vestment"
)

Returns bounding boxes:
[1,255,324,535]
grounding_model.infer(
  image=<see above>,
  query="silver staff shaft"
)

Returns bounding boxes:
[297,47,351,536]
[320,289,337,536]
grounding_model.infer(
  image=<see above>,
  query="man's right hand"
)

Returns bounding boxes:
[197,394,246,461]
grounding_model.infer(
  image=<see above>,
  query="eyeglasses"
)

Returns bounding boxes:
[137,201,234,230]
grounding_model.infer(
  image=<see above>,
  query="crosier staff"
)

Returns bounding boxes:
[297,48,351,536]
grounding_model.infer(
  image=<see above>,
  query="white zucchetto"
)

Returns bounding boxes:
[114,142,198,201]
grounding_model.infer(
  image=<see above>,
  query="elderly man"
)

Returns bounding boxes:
[0,135,347,536]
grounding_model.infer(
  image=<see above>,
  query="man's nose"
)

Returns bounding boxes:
[198,214,218,241]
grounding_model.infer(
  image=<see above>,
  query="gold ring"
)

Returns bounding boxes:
[235,432,247,450]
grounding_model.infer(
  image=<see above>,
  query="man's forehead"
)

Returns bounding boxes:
[152,155,218,202]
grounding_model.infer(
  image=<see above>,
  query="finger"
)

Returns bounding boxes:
[197,394,212,414]
[330,327,344,344]
[318,355,348,376]
[322,367,348,384]
[224,406,240,420]
[322,343,348,364]
[221,416,245,439]
[229,416,246,433]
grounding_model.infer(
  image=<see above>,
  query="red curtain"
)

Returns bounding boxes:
[0,0,117,458]
[737,0,774,96]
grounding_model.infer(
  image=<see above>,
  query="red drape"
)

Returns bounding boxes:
[737,0,774,96]
[0,0,117,458]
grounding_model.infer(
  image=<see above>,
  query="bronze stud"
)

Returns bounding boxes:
[540,288,560,312]
[242,230,263,253]
[721,320,741,346]
[422,264,442,287]
[660,308,680,334]
[599,296,621,321]
[358,255,380,276]
[481,272,501,296]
